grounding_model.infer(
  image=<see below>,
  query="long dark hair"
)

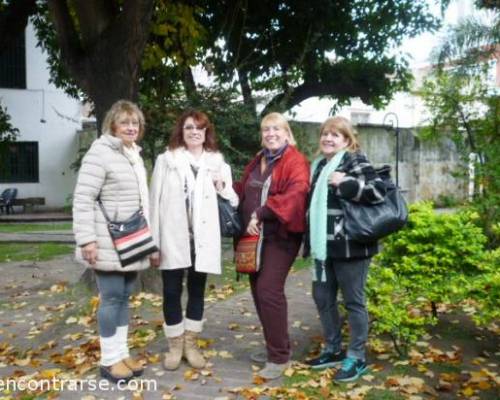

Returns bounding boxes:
[169,110,218,151]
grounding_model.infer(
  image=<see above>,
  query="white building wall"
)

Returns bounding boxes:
[286,90,428,128]
[0,23,82,208]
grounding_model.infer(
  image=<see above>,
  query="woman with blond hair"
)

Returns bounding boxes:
[73,100,154,383]
[234,112,310,379]
[304,116,386,382]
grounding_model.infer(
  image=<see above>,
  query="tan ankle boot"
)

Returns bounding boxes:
[100,360,133,383]
[123,356,144,377]
[163,335,184,370]
[183,330,206,369]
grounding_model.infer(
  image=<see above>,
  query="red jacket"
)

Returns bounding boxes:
[235,145,310,234]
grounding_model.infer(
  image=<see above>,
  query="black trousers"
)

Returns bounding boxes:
[161,267,207,325]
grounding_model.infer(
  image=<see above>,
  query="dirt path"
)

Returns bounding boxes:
[0,255,498,399]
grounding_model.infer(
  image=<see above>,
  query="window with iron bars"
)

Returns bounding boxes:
[0,141,39,183]
[0,31,26,89]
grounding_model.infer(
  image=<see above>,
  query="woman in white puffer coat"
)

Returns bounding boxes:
[73,100,154,384]
[149,110,238,371]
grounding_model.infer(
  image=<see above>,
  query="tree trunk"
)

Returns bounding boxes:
[237,68,257,114]
[183,66,197,100]
[48,0,154,133]
[47,1,155,291]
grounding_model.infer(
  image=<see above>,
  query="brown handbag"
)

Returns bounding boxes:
[235,235,261,274]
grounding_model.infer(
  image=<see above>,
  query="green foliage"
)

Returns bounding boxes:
[140,86,260,176]
[367,263,431,354]
[198,0,439,113]
[0,103,19,172]
[368,202,490,353]
[466,247,500,325]
[145,2,206,70]
[419,4,500,247]
[0,103,19,143]
[435,194,462,208]
[29,0,440,119]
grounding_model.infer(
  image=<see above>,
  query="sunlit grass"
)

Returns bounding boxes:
[0,222,72,233]
[0,243,73,262]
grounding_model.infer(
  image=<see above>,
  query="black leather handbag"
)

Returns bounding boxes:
[341,165,408,243]
[217,195,243,237]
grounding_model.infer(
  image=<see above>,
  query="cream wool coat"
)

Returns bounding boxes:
[73,134,150,272]
[150,148,238,274]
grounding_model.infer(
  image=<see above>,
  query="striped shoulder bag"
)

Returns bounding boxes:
[98,198,158,267]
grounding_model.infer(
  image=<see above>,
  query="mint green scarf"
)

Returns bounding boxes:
[309,150,346,262]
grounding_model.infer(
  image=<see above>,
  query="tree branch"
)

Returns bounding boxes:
[261,80,359,115]
[72,0,117,47]
[47,0,83,71]
[237,68,256,112]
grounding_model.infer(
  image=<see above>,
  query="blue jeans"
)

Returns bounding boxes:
[95,271,137,337]
[312,257,370,360]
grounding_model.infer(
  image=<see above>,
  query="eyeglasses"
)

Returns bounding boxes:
[183,125,206,132]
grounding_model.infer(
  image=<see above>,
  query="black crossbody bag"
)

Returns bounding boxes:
[98,198,158,267]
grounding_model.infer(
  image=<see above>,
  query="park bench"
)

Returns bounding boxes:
[11,197,46,213]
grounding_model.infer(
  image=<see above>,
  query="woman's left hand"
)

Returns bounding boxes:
[211,171,225,193]
[149,252,160,268]
[213,179,224,192]
[246,213,261,236]
[329,171,346,186]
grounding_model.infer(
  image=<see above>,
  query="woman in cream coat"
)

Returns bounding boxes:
[73,100,153,383]
[150,110,238,370]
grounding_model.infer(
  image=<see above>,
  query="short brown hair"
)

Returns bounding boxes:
[102,100,146,140]
[319,116,360,152]
[169,110,218,151]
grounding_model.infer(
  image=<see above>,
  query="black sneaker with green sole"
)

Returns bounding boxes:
[306,350,346,370]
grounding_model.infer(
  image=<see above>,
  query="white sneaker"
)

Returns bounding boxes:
[258,361,290,380]
[250,350,267,363]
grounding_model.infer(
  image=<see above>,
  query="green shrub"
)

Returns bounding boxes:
[376,202,487,304]
[367,264,431,355]
[466,247,500,326]
[368,202,490,353]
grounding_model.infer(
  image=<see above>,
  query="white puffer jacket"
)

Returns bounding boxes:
[73,134,150,272]
[150,148,238,274]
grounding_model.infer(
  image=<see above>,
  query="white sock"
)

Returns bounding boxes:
[116,325,130,360]
[100,333,122,366]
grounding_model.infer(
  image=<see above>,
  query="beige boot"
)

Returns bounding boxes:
[183,330,206,369]
[163,335,184,370]
[162,322,184,370]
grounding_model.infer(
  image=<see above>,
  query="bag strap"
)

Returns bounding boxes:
[97,196,112,222]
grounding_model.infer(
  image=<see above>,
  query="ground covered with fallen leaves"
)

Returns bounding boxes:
[0,255,498,399]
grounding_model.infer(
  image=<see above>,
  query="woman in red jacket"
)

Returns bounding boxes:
[234,112,310,380]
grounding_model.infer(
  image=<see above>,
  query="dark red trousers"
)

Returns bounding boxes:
[249,236,301,364]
